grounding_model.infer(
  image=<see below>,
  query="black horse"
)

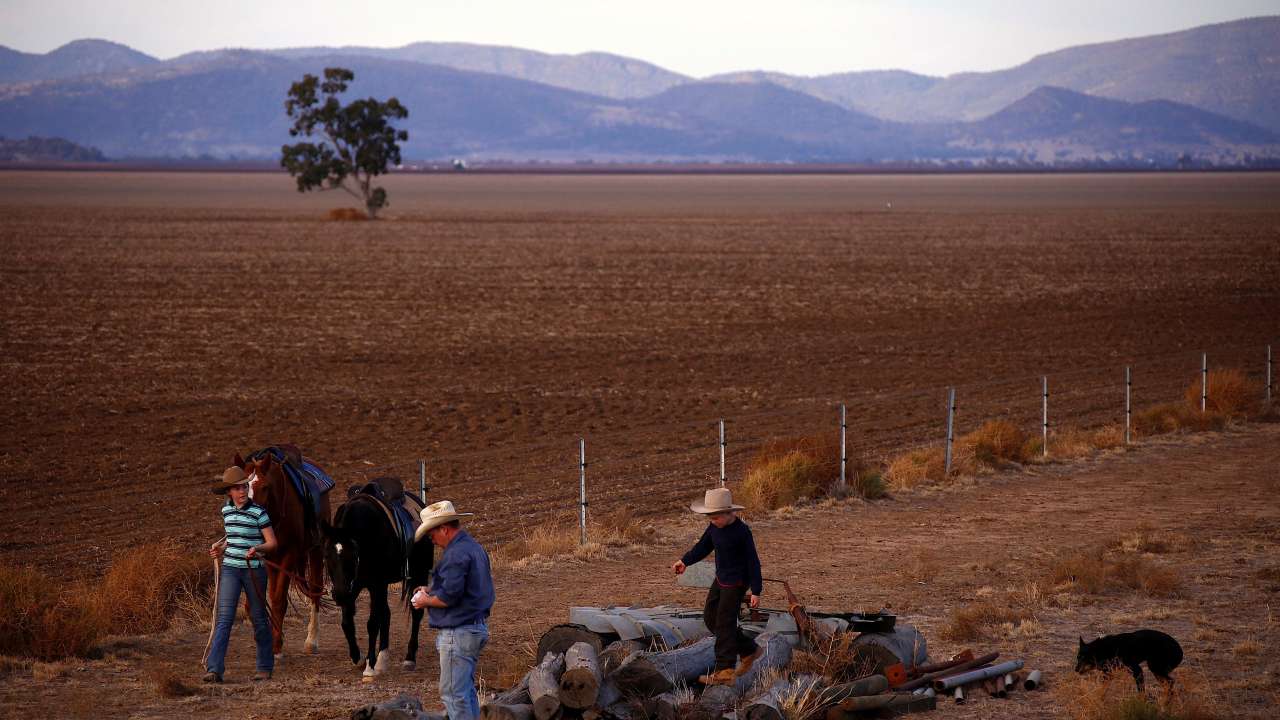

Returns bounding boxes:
[322,478,433,680]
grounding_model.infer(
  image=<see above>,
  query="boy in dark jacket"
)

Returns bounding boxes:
[672,487,763,685]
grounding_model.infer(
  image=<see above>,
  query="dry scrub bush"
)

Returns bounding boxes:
[1055,667,1222,720]
[884,447,947,491]
[961,419,1029,466]
[0,564,103,660]
[742,434,880,509]
[145,663,197,698]
[1183,368,1263,419]
[99,540,213,635]
[327,207,368,221]
[940,599,1035,642]
[491,510,656,567]
[789,630,879,683]
[1048,548,1180,597]
[1109,528,1197,555]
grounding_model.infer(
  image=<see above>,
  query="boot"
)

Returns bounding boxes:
[252,670,272,682]
[735,646,763,676]
[202,671,222,684]
[697,668,737,686]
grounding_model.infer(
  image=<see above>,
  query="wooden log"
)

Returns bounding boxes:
[561,642,603,709]
[612,636,715,697]
[490,673,533,706]
[538,624,607,661]
[730,632,793,695]
[742,674,822,720]
[481,704,534,720]
[595,677,622,709]
[825,692,936,719]
[529,652,566,720]
[648,692,681,720]
[813,674,888,706]
[699,684,738,714]
[599,640,645,675]
[849,624,928,676]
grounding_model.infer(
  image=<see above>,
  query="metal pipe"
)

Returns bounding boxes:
[934,659,1024,691]
[1023,670,1042,690]
[1201,353,1208,412]
[953,687,964,704]
[897,652,998,692]
[995,674,1007,698]
[1267,345,1272,403]
[418,459,427,504]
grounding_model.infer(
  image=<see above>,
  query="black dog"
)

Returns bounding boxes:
[1076,629,1183,689]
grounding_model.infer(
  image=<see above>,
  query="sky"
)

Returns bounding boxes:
[2,0,1278,78]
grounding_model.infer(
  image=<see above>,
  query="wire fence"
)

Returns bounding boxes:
[328,343,1274,546]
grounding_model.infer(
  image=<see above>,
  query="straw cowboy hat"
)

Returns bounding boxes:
[210,466,250,495]
[414,500,474,541]
[690,487,745,514]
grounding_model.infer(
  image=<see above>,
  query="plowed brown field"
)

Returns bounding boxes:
[1,171,1278,718]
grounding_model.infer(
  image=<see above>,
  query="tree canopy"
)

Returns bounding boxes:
[280,67,408,218]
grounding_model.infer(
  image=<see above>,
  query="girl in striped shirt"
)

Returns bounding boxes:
[204,466,278,683]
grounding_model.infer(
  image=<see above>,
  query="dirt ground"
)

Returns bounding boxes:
[0,171,1278,718]
[1,423,1277,719]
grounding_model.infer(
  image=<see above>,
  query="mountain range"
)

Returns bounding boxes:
[0,16,1277,163]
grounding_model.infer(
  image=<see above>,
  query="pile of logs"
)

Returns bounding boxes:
[479,630,953,720]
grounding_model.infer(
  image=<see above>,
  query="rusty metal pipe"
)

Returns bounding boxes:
[897,652,998,692]
[761,577,812,638]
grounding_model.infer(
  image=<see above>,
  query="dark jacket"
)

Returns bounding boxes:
[428,529,495,628]
[681,518,763,595]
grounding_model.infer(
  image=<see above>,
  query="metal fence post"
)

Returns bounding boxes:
[1267,345,1273,403]
[718,419,726,487]
[578,438,587,546]
[944,388,956,475]
[418,459,427,504]
[1042,376,1049,458]
[1125,366,1132,445]
[839,403,847,492]
[1201,353,1208,412]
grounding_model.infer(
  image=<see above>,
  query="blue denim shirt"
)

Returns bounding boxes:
[428,529,495,629]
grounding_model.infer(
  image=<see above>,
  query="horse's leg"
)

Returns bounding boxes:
[341,590,361,665]
[362,584,389,679]
[404,601,424,671]
[269,564,290,659]
[303,545,322,654]
[376,584,392,675]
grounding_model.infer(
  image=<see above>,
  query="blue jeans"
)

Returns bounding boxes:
[435,623,488,720]
[206,563,273,676]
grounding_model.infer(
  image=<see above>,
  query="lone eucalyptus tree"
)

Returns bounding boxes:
[281,67,408,218]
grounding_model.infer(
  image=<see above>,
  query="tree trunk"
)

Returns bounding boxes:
[825,693,936,718]
[648,692,682,720]
[560,642,602,709]
[538,624,606,661]
[480,705,534,720]
[611,636,716,696]
[599,639,645,675]
[529,652,566,720]
[730,632,792,695]
[699,685,738,714]
[742,674,822,720]
[490,672,533,706]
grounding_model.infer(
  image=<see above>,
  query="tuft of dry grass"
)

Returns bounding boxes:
[940,599,1036,642]
[327,207,368,221]
[788,630,880,683]
[0,564,104,661]
[883,447,947,490]
[741,450,821,510]
[1109,527,1197,555]
[490,510,657,568]
[99,540,213,635]
[1055,666,1224,720]
[1183,368,1264,419]
[961,419,1029,467]
[1048,548,1180,597]
[1231,637,1261,658]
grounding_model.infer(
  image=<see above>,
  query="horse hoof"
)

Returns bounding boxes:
[361,675,375,684]
[304,643,318,655]
[402,661,416,671]
[274,653,284,663]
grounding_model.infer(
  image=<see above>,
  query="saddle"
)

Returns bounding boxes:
[349,476,425,581]
[250,444,335,516]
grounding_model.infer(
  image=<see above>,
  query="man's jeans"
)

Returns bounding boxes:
[436,623,488,720]
[206,563,273,676]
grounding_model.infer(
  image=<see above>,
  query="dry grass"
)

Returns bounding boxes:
[326,207,368,221]
[1183,368,1264,419]
[940,598,1037,642]
[788,630,879,683]
[742,450,822,510]
[0,564,104,660]
[99,540,213,635]
[1133,401,1227,438]
[961,419,1030,467]
[883,447,947,491]
[1055,667,1224,720]
[1109,528,1197,555]
[1048,548,1180,597]
[490,509,657,568]
[1231,637,1261,658]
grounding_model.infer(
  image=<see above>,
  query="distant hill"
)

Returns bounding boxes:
[948,86,1280,162]
[270,42,689,100]
[0,39,158,84]
[706,16,1280,132]
[0,135,106,162]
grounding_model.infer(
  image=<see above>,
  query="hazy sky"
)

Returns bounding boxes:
[2,0,1277,77]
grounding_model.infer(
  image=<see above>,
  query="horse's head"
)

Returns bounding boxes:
[320,519,359,604]
[232,451,280,504]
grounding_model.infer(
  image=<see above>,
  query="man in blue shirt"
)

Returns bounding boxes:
[411,501,494,720]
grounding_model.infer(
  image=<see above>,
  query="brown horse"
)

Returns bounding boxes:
[233,449,332,658]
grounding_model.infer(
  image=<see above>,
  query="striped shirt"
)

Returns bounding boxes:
[221,500,271,569]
